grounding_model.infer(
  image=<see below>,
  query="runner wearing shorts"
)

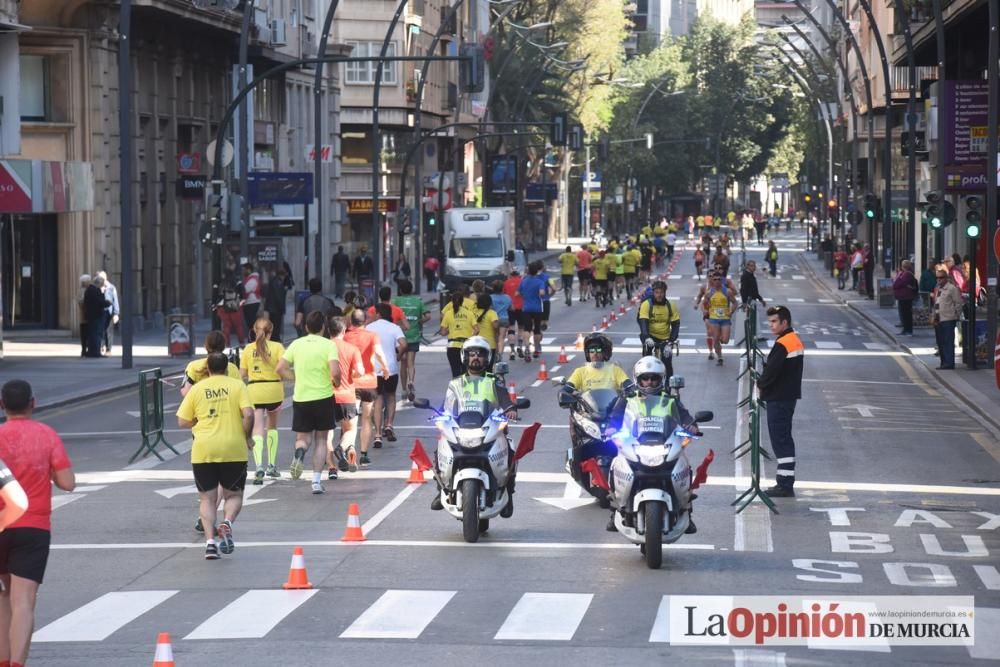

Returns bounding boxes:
[576,244,593,302]
[490,280,513,363]
[328,316,365,472]
[591,251,611,308]
[558,246,577,306]
[517,262,547,359]
[240,317,285,485]
[503,270,524,360]
[177,353,254,559]
[703,274,737,366]
[392,279,430,402]
[345,308,389,460]
[367,304,407,448]
[0,379,73,666]
[275,311,341,494]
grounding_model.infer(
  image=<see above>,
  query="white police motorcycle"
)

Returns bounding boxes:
[413,385,536,543]
[608,379,713,569]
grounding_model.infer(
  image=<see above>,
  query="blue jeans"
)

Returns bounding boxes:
[935,320,956,368]
[765,399,797,488]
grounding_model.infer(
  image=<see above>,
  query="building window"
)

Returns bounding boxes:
[344,41,397,85]
[342,130,371,165]
[19,55,50,121]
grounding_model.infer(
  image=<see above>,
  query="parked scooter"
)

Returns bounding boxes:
[413,395,538,543]
[607,384,713,569]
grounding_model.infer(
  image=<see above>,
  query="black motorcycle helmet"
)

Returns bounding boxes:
[583,332,613,361]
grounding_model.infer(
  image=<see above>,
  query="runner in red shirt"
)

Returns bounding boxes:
[0,380,76,667]
[502,270,525,360]
[344,309,389,464]
[366,286,409,328]
[328,316,366,473]
[576,244,594,302]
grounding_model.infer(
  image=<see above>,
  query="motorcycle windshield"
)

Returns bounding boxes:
[579,389,619,421]
[452,399,491,428]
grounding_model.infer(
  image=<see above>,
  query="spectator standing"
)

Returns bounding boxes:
[850,244,864,290]
[97,270,119,355]
[77,274,91,357]
[353,245,375,303]
[177,353,253,559]
[0,379,75,666]
[833,247,849,290]
[295,278,340,336]
[862,244,874,298]
[83,275,110,358]
[263,268,289,342]
[757,307,804,498]
[392,255,412,291]
[892,260,919,336]
[214,275,246,347]
[932,270,963,370]
[919,257,938,307]
[367,304,407,448]
[330,246,351,298]
[739,260,766,308]
[241,263,262,335]
[423,253,440,293]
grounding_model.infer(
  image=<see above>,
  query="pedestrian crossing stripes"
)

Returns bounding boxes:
[33,588,995,656]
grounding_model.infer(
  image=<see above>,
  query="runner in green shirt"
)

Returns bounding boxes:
[392,279,431,402]
[275,311,340,494]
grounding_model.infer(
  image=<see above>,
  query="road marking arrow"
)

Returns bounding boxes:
[155,480,279,502]
[534,479,596,511]
[834,404,887,418]
[52,485,108,510]
[155,484,198,499]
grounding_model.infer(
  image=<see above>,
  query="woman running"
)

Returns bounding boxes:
[240,317,285,483]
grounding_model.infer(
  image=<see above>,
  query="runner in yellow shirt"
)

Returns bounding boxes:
[440,291,479,377]
[591,251,611,308]
[240,317,285,484]
[177,352,253,559]
[558,245,578,307]
[180,330,241,397]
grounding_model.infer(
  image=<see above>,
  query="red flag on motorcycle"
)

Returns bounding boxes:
[691,449,715,490]
[409,439,433,472]
[579,457,610,491]
[513,422,542,461]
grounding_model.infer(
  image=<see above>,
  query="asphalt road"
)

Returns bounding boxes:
[29,231,1000,666]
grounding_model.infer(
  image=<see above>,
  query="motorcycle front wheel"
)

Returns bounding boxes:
[644,502,664,569]
[461,478,482,543]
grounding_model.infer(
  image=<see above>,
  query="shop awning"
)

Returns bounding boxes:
[0,160,95,214]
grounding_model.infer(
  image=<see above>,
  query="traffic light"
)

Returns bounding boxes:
[597,135,610,160]
[399,207,414,235]
[963,194,982,238]
[863,192,878,220]
[923,190,955,229]
[203,180,227,246]
[459,43,486,93]
[427,215,436,227]
[568,123,583,151]
[550,112,568,147]
[803,194,812,204]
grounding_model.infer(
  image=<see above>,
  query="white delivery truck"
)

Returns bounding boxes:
[441,207,516,290]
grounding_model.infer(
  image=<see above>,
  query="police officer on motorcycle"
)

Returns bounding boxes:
[637,280,680,379]
[606,356,700,533]
[432,336,518,514]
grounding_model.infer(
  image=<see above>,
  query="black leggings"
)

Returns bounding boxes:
[446,347,464,378]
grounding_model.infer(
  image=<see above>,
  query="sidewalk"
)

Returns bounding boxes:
[797,249,1000,434]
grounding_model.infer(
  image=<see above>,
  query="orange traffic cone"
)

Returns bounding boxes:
[508,382,517,401]
[557,346,568,363]
[282,546,313,589]
[341,503,367,542]
[601,317,608,329]
[610,311,617,322]
[575,333,584,350]
[406,461,426,484]
[536,359,550,381]
[592,324,598,333]
[152,632,175,667]
[620,304,626,315]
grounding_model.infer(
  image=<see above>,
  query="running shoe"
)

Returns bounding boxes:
[708,352,715,361]
[346,447,359,473]
[216,520,234,555]
[328,467,338,480]
[383,426,397,442]
[195,517,204,533]
[516,346,524,359]
[373,437,383,449]
[717,357,724,366]
[312,482,325,494]
[406,383,415,403]
[253,468,265,485]
[266,464,280,479]
[289,448,306,480]
[334,446,349,472]
[509,352,515,361]
[205,542,220,560]
[360,453,372,468]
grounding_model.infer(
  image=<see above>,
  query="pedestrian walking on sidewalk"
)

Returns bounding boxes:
[276,311,341,494]
[331,246,351,298]
[353,246,376,303]
[758,306,803,498]
[263,268,289,343]
[893,260,919,336]
[0,379,75,667]
[77,274,91,357]
[177,353,254,560]
[765,241,779,277]
[932,270,963,370]
[98,270,119,355]
[82,275,111,358]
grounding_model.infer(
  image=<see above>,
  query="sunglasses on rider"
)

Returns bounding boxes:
[637,374,661,384]
[466,349,489,358]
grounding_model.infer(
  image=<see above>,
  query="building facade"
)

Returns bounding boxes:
[0,0,342,333]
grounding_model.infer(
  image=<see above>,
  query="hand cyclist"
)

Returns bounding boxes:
[563,333,630,393]
[637,280,680,380]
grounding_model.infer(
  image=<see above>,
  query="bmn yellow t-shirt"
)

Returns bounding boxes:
[240,341,286,405]
[184,358,241,385]
[441,305,477,348]
[559,252,577,276]
[592,258,610,281]
[177,375,252,463]
[567,363,629,392]
[472,307,499,349]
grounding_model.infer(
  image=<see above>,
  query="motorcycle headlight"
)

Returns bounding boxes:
[456,428,484,449]
[573,412,603,440]
[636,444,668,466]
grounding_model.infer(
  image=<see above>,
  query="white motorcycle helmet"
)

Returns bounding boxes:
[633,356,666,395]
[461,336,493,368]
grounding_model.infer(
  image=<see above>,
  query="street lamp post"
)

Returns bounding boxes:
[119,0,134,369]
[313,0,343,289]
[237,0,256,267]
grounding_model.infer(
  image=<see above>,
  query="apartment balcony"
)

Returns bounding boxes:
[888,65,938,102]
